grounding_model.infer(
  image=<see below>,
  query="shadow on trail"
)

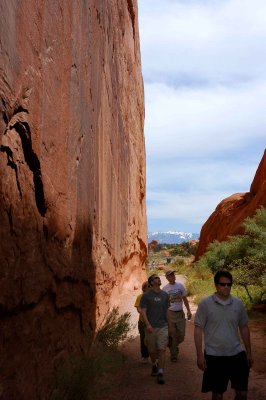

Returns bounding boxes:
[107,319,266,400]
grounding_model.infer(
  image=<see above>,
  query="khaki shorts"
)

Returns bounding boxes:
[145,325,168,353]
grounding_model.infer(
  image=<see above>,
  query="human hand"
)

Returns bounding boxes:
[247,353,254,368]
[197,354,206,371]
[146,324,153,333]
[187,311,192,320]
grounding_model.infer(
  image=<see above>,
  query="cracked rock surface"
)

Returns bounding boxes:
[0,1,146,398]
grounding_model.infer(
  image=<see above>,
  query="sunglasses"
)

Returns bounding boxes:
[218,282,232,287]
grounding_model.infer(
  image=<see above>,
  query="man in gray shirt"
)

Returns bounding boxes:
[194,270,253,400]
[140,274,169,385]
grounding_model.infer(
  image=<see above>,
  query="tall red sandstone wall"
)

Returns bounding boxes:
[196,150,266,259]
[0,1,146,398]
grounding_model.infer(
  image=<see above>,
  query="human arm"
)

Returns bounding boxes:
[183,296,192,320]
[139,307,153,333]
[194,325,206,371]
[134,294,142,314]
[239,324,253,367]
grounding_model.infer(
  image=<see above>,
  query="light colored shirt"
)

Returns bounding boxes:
[162,282,186,311]
[194,294,249,356]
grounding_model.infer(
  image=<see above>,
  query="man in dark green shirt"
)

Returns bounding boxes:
[140,274,169,384]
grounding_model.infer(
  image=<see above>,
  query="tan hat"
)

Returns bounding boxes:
[165,270,175,277]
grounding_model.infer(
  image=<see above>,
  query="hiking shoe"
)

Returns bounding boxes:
[151,364,158,376]
[171,357,177,362]
[157,373,165,384]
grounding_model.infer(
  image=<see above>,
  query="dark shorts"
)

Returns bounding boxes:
[202,351,249,394]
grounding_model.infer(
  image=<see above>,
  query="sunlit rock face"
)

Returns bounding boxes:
[0,1,146,397]
[196,150,266,260]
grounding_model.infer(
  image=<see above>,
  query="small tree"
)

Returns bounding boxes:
[196,207,266,305]
[229,256,266,302]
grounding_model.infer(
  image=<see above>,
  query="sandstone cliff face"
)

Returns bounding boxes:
[196,150,266,260]
[0,1,146,398]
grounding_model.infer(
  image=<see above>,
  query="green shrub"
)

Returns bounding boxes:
[195,207,266,307]
[96,307,133,347]
[52,308,132,400]
[229,256,266,303]
[172,258,186,269]
[170,241,198,257]
[186,264,213,302]
[187,277,213,303]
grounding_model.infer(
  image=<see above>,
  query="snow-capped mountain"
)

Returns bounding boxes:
[148,231,199,244]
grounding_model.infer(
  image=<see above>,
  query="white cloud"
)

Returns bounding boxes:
[139,0,266,84]
[147,159,259,192]
[145,81,266,160]
[146,158,261,232]
[138,0,266,232]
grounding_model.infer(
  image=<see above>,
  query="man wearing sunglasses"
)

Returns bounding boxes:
[194,270,253,400]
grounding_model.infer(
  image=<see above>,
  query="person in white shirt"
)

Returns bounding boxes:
[162,270,192,361]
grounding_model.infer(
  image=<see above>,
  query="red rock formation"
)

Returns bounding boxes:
[196,150,266,260]
[0,1,146,398]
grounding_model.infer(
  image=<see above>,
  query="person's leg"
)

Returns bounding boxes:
[149,352,159,375]
[156,326,168,384]
[234,391,247,400]
[145,330,159,375]
[157,349,166,371]
[167,310,178,359]
[202,355,228,397]
[175,311,186,348]
[230,352,249,400]
[149,352,157,363]
[138,321,149,359]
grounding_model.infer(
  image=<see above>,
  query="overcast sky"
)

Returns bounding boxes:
[138,0,266,234]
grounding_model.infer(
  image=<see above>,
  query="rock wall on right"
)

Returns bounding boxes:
[196,149,266,260]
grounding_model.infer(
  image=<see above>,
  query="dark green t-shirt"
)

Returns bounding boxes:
[140,290,169,328]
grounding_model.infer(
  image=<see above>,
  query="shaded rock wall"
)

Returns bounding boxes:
[196,150,266,260]
[0,1,146,398]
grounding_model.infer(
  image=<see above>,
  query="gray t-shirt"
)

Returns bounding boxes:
[194,294,249,356]
[140,289,169,328]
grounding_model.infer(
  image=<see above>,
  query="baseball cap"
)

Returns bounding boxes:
[165,270,175,277]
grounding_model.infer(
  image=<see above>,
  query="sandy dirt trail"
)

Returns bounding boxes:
[109,274,266,400]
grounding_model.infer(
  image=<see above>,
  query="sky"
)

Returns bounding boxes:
[138,0,266,234]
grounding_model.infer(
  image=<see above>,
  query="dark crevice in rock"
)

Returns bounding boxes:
[0,290,82,327]
[1,96,9,124]
[43,223,48,240]
[0,285,91,331]
[0,301,36,318]
[127,0,135,39]
[0,145,22,197]
[6,206,15,235]
[2,111,8,124]
[11,121,47,217]
[46,290,84,330]
[54,275,95,300]
[13,105,29,115]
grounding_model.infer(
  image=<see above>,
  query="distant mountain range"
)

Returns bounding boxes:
[148,231,199,244]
